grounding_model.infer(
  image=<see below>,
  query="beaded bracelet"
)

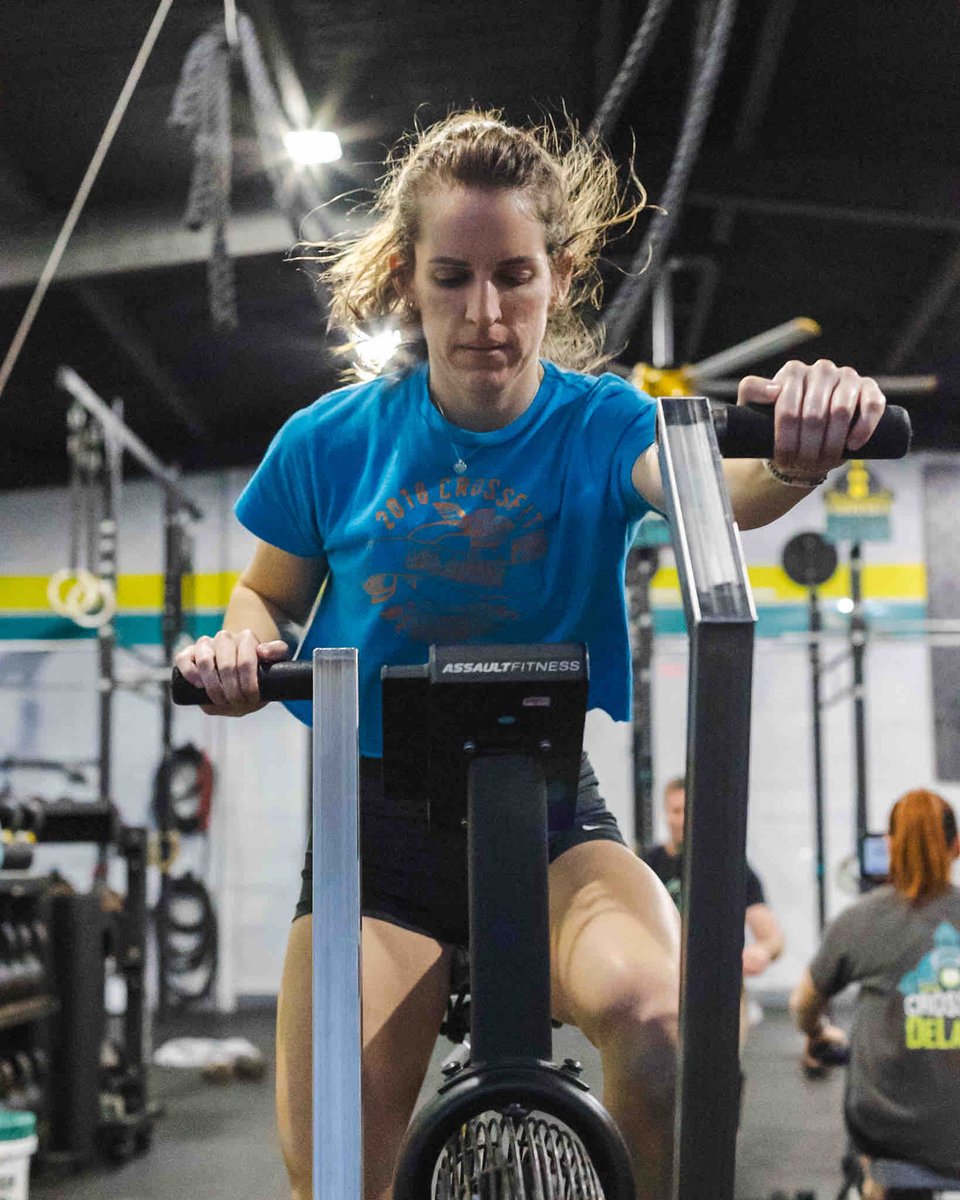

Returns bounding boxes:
[762,458,828,489]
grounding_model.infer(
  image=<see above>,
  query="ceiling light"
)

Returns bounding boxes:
[283,129,342,165]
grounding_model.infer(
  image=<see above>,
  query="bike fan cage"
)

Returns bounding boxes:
[434,1110,605,1200]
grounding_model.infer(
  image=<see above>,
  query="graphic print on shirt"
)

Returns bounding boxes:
[362,473,548,642]
[898,921,960,1050]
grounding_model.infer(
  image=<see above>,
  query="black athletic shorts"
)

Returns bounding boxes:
[294,752,626,946]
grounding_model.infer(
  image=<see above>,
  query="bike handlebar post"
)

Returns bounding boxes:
[311,648,362,1200]
[657,398,756,1200]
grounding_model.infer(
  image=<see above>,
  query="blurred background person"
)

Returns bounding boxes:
[790,789,960,1197]
[642,775,784,1044]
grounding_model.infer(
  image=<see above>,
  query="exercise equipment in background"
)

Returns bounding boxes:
[54,367,205,1017]
[151,744,218,1009]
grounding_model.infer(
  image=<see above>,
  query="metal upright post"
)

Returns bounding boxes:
[809,586,828,931]
[781,531,838,933]
[657,397,756,1200]
[626,545,659,852]
[96,405,120,808]
[156,488,180,1017]
[849,542,870,882]
[311,648,361,1200]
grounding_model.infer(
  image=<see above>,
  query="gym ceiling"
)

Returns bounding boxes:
[0,0,958,489]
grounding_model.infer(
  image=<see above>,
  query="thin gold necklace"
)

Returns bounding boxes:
[431,363,544,475]
[432,392,470,475]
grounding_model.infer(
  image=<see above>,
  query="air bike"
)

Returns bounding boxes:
[173,399,911,1200]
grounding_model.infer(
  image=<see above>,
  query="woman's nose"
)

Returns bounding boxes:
[465,279,501,326]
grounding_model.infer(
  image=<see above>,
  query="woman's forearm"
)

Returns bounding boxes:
[789,970,831,1037]
[723,459,825,531]
[221,582,298,648]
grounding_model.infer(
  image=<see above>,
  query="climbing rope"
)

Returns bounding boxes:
[169,26,237,330]
[602,0,739,357]
[169,11,332,331]
[587,0,676,143]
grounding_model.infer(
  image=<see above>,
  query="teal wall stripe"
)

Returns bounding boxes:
[0,603,928,644]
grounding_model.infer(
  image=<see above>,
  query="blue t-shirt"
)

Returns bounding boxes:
[235,359,657,755]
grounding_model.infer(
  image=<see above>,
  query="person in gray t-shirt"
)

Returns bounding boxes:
[790,789,960,1189]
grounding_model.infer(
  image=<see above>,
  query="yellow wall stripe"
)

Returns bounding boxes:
[650,562,926,602]
[0,564,926,613]
[0,572,241,612]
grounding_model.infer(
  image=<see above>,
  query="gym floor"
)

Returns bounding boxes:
[31,1002,849,1200]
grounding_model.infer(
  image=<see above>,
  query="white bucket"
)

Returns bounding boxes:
[0,1111,37,1200]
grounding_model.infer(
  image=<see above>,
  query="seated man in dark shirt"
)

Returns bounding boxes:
[643,775,784,1043]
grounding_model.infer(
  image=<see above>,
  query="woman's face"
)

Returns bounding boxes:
[403,185,567,428]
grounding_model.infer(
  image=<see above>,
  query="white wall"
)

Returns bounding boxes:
[582,454,960,999]
[2,453,957,1005]
[0,470,308,1004]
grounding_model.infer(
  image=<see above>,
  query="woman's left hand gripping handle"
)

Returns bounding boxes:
[173,630,290,716]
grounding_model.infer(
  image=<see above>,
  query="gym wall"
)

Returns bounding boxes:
[0,454,954,1005]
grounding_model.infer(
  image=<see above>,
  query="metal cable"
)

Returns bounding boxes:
[588,0,676,142]
[602,0,739,357]
[236,12,333,312]
[0,0,176,402]
[237,13,323,240]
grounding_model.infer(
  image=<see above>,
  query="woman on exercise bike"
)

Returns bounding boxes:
[174,111,887,1200]
[791,790,960,1197]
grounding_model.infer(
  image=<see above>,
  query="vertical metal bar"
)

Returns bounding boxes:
[121,825,148,1107]
[156,488,179,1018]
[850,543,869,883]
[96,401,121,808]
[809,587,827,930]
[651,268,675,368]
[626,546,658,852]
[656,397,756,1200]
[312,648,361,1200]
[675,622,753,1200]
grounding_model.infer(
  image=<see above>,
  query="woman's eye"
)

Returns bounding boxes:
[433,274,467,288]
[500,273,533,288]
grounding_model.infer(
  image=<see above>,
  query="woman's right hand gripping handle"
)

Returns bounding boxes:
[173,631,291,716]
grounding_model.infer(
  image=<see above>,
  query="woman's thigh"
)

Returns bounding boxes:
[547,839,681,1034]
[275,913,452,1195]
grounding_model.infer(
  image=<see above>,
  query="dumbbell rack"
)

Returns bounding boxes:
[0,873,56,1134]
[43,819,157,1167]
[0,788,157,1168]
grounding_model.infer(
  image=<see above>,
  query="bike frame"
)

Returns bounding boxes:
[657,396,756,1200]
[308,398,756,1200]
[310,648,362,1200]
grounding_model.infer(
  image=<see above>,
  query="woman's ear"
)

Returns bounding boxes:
[389,253,415,310]
[550,252,573,309]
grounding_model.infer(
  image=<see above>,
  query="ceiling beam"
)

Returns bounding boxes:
[634,148,960,232]
[1,206,300,290]
[885,243,960,371]
[687,191,960,234]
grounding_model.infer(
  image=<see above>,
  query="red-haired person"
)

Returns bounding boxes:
[791,791,960,1195]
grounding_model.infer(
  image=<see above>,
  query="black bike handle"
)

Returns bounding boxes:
[711,401,911,460]
[171,661,313,706]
